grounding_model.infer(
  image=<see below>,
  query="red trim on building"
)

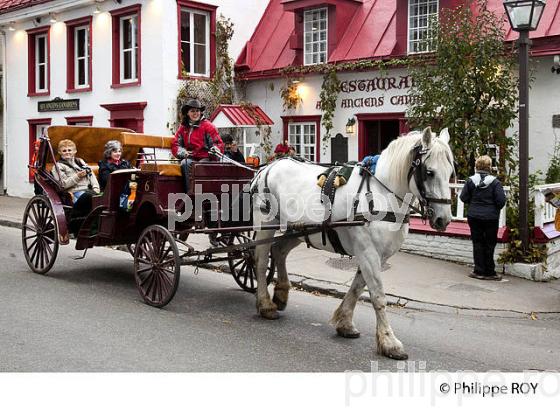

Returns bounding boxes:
[100,102,147,132]
[356,112,407,160]
[209,104,274,126]
[281,115,322,162]
[27,26,50,97]
[176,0,217,80]
[65,116,94,126]
[65,16,93,93]
[27,118,52,182]
[235,0,560,79]
[110,4,142,88]
[409,217,510,243]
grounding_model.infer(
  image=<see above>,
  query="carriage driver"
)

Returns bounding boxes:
[171,99,224,193]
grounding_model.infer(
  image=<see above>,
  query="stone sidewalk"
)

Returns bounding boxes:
[2,194,560,316]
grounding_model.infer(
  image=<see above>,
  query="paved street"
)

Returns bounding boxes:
[1,225,559,372]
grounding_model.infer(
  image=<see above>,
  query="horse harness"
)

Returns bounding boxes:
[250,150,452,257]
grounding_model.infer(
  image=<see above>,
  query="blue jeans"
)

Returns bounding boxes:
[180,158,209,193]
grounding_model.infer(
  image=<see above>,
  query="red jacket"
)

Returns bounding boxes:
[172,119,224,161]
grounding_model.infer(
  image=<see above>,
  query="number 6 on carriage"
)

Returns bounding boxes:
[250,127,454,360]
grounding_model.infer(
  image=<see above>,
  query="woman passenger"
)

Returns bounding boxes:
[54,139,100,217]
[98,140,131,191]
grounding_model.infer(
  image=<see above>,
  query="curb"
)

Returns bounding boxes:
[0,218,22,230]
[2,217,557,318]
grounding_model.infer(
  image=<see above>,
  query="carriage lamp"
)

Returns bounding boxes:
[345,118,356,135]
[503,0,546,251]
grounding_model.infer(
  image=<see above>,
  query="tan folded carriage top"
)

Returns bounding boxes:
[46,126,174,165]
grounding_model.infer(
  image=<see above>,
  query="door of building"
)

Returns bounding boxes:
[363,120,400,156]
[356,114,408,160]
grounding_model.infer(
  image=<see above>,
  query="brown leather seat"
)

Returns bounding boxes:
[140,163,182,177]
[45,126,176,178]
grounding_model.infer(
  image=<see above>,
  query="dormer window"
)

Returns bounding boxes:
[408,0,438,53]
[304,8,327,65]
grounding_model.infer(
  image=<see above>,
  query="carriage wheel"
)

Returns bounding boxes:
[134,225,181,308]
[21,195,59,275]
[227,232,275,293]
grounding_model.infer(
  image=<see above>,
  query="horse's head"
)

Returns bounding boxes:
[408,127,455,232]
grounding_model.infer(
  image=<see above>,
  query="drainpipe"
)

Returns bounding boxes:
[1,30,6,195]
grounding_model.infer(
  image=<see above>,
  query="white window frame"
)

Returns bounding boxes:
[303,8,328,66]
[288,122,317,162]
[407,0,439,54]
[119,14,138,83]
[180,8,210,77]
[35,34,48,92]
[74,25,89,88]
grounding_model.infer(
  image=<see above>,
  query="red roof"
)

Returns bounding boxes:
[0,0,53,14]
[236,0,560,78]
[209,104,274,126]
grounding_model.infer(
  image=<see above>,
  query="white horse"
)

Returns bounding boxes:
[250,127,455,360]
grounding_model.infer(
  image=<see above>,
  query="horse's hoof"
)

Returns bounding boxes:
[387,352,409,361]
[260,308,279,320]
[272,295,287,311]
[336,328,361,339]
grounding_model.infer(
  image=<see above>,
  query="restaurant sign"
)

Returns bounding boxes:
[38,97,79,112]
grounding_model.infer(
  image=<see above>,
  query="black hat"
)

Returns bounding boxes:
[181,98,206,115]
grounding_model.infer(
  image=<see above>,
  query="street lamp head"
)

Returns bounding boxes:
[503,0,546,32]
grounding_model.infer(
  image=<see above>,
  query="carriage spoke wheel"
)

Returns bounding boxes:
[134,225,181,308]
[227,232,275,293]
[22,195,59,275]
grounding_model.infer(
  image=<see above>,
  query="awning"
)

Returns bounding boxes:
[209,104,274,128]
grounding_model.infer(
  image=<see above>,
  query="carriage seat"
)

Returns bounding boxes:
[140,163,182,177]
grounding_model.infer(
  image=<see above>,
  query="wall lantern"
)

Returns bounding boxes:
[503,0,546,31]
[345,118,356,135]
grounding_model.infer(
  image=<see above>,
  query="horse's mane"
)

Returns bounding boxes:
[379,131,454,187]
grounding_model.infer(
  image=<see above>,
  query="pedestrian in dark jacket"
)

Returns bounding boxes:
[171,99,224,193]
[460,155,506,281]
[98,140,131,191]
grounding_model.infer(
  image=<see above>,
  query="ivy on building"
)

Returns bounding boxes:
[406,0,518,180]
[239,101,273,157]
[278,58,410,144]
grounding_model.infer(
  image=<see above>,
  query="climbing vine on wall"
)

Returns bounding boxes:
[278,58,411,143]
[279,81,301,111]
[239,101,273,157]
[318,68,340,141]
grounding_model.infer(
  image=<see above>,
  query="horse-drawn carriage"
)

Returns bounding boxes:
[23,125,280,307]
[24,124,455,360]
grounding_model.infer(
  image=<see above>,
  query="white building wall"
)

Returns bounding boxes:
[1,0,268,198]
[244,60,560,171]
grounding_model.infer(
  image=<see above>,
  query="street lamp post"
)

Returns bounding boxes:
[503,0,546,251]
